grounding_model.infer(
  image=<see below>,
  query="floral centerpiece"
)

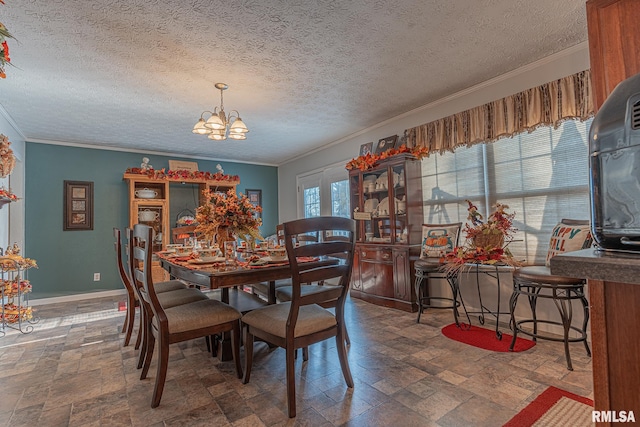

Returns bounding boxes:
[345,144,430,171]
[195,189,263,245]
[443,200,520,273]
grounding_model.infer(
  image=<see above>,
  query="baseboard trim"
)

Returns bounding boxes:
[30,289,126,306]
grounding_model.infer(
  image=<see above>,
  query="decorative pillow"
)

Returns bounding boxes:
[420,223,462,259]
[545,221,593,266]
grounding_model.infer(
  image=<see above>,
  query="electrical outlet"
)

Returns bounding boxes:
[93,273,100,281]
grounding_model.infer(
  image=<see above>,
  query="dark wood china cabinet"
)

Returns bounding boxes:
[349,153,423,312]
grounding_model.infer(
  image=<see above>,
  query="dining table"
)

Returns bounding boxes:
[156,251,338,360]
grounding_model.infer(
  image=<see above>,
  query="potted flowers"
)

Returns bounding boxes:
[195,189,263,245]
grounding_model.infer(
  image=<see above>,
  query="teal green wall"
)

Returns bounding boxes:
[25,143,278,299]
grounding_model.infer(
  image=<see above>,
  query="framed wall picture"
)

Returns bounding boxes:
[168,160,199,172]
[64,181,94,230]
[375,135,398,154]
[359,142,373,156]
[246,189,262,219]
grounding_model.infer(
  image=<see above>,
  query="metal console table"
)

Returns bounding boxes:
[447,263,514,340]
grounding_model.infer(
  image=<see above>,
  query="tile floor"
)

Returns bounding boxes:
[0,293,593,426]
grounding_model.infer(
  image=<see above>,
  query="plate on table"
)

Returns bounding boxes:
[248,258,268,267]
[263,256,288,263]
[187,256,225,264]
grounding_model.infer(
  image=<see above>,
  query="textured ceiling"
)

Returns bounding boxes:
[0,0,588,166]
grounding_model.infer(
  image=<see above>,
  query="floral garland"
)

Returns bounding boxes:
[195,189,263,244]
[0,1,14,79]
[125,167,240,182]
[345,144,429,171]
[442,201,521,274]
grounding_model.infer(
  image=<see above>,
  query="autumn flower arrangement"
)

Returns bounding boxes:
[345,144,430,171]
[195,189,263,244]
[0,186,17,201]
[125,167,240,182]
[0,134,16,178]
[0,2,14,79]
[443,201,520,272]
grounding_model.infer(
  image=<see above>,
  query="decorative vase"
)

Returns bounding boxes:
[215,227,236,245]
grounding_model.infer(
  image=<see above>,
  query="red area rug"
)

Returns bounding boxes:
[503,386,593,426]
[441,323,535,352]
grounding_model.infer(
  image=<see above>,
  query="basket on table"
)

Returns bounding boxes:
[472,233,504,249]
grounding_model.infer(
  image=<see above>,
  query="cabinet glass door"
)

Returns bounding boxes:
[135,203,165,252]
[390,164,407,243]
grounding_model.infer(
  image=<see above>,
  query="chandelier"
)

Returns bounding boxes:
[192,83,249,141]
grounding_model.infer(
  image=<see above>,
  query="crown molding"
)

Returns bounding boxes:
[0,104,28,141]
[25,138,279,167]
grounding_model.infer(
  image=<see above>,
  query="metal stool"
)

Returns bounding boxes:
[509,266,591,370]
[415,259,459,324]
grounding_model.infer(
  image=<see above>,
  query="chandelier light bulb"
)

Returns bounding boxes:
[192,118,209,135]
[230,117,249,133]
[194,83,248,141]
[205,113,225,130]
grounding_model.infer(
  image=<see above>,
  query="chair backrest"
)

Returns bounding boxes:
[295,231,319,245]
[378,219,403,239]
[545,219,592,266]
[113,228,135,298]
[282,216,356,327]
[278,223,319,246]
[129,224,165,321]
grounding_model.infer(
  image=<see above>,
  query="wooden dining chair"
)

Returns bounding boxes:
[113,227,141,348]
[130,224,243,408]
[114,227,191,348]
[242,216,356,418]
[125,228,212,372]
[251,224,294,303]
[275,231,352,348]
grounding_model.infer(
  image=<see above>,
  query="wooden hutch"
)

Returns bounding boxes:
[349,153,423,312]
[123,171,239,251]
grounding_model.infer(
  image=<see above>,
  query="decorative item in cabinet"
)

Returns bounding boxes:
[348,152,423,312]
[0,244,38,336]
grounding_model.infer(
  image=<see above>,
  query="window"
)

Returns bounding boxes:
[297,165,350,220]
[421,119,591,264]
[331,180,350,218]
[303,186,320,218]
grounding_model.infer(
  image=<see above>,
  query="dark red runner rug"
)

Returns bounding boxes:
[441,323,535,352]
[503,386,593,426]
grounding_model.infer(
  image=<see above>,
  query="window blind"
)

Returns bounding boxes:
[421,119,591,264]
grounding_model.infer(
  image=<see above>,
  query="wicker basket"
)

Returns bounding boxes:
[473,233,504,249]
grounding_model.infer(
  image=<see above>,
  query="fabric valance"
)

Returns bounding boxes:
[404,69,594,154]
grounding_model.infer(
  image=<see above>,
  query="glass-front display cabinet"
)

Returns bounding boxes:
[349,153,423,312]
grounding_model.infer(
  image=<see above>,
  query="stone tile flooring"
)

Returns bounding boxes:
[0,294,593,426]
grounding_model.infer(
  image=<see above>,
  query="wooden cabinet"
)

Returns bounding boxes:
[125,176,171,251]
[123,173,240,251]
[587,0,640,111]
[348,153,423,312]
